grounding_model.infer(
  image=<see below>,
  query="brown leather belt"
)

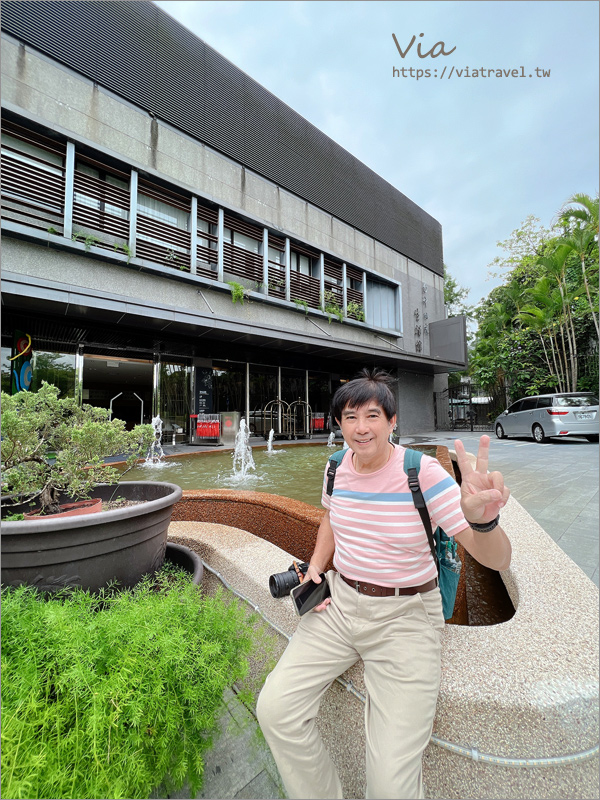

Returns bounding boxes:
[340,574,438,597]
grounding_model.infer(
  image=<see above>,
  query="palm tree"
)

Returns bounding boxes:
[558,194,599,337]
[537,243,579,390]
[518,277,569,392]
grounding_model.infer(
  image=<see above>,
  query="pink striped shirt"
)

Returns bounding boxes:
[321,445,468,587]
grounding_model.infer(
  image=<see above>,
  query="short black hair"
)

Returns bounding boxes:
[331,368,396,422]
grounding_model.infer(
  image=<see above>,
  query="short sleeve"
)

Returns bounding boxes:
[321,462,331,510]
[420,456,468,536]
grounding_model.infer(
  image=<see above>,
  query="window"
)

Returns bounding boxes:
[536,397,552,408]
[554,394,598,407]
[136,180,191,271]
[366,279,398,330]
[233,231,259,254]
[1,124,65,232]
[507,401,523,414]
[520,398,538,411]
[290,251,316,277]
[268,246,284,266]
[72,157,130,248]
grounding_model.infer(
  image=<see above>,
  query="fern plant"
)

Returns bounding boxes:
[1,572,272,799]
[227,281,249,305]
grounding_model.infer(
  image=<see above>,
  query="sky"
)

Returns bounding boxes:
[154,0,599,309]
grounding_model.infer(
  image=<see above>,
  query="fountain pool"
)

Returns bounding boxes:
[123,444,385,508]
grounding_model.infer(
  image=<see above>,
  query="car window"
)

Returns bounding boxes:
[520,398,538,411]
[536,397,552,408]
[553,395,599,407]
[507,401,523,414]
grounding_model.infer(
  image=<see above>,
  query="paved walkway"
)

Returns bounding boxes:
[156,429,598,799]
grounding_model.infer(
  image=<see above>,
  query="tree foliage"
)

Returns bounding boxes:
[471,194,599,399]
[1,382,155,514]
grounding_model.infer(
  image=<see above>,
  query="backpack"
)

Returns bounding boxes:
[326,447,461,620]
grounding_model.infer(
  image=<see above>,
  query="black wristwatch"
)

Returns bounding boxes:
[468,515,500,533]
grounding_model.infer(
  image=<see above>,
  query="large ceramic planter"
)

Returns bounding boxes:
[1,482,182,592]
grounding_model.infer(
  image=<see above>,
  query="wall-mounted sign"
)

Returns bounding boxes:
[10,331,33,393]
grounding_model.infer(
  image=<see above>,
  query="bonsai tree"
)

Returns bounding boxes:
[1,382,155,516]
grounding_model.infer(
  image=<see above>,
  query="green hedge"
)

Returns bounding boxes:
[1,571,260,799]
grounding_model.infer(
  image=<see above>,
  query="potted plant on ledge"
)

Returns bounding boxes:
[1,382,183,592]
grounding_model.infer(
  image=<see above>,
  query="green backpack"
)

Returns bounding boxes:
[326,447,461,620]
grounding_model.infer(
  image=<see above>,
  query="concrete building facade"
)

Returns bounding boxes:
[1,1,466,439]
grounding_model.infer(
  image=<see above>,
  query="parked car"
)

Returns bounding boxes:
[494,393,599,443]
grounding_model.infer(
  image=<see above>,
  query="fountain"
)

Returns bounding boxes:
[232,418,256,479]
[145,416,166,465]
[327,432,336,447]
[266,428,285,455]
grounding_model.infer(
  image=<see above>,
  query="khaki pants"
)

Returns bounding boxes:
[257,571,444,800]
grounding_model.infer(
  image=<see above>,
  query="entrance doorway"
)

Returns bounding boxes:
[82,355,153,429]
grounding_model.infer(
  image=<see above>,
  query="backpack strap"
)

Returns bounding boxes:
[403,449,439,570]
[326,448,348,496]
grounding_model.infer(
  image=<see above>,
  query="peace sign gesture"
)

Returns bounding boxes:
[454,435,510,525]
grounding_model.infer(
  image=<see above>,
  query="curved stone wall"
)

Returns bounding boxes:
[171,444,471,624]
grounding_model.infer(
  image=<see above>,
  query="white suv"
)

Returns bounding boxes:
[495,393,599,443]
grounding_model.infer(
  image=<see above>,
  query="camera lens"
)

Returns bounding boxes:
[269,568,300,599]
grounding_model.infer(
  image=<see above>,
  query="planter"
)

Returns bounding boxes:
[24,497,103,520]
[1,482,182,593]
[164,542,204,586]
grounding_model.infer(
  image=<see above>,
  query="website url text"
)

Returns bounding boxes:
[392,65,551,80]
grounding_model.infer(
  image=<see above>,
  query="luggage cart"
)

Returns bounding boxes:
[189,413,222,446]
[290,400,313,439]
[261,399,292,439]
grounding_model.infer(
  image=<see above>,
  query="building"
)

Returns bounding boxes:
[1,0,467,440]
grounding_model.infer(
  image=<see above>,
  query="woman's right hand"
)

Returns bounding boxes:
[304,563,331,612]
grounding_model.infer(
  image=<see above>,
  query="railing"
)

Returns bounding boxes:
[1,115,392,331]
[290,271,321,309]
[72,165,130,250]
[223,241,263,285]
[1,123,65,234]
[136,215,191,272]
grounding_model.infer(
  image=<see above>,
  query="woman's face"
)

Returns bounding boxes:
[337,402,396,466]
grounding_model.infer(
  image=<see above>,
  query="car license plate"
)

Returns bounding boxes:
[577,412,594,420]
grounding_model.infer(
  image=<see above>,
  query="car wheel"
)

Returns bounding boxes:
[495,423,506,439]
[586,435,599,443]
[532,423,547,443]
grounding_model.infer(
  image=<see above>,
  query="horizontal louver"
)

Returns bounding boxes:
[1,123,65,233]
[290,272,321,309]
[0,0,443,275]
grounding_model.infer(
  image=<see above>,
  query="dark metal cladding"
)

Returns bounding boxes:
[1,0,443,276]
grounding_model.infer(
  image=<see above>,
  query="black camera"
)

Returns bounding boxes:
[269,562,309,598]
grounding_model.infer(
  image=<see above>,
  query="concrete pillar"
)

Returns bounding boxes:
[284,238,291,302]
[128,168,138,257]
[217,207,224,282]
[63,141,75,241]
[262,228,269,295]
[190,196,198,275]
[319,253,325,306]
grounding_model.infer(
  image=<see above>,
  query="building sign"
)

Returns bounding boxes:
[195,367,213,414]
[10,331,33,393]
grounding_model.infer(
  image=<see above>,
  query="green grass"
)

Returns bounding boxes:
[1,569,267,799]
